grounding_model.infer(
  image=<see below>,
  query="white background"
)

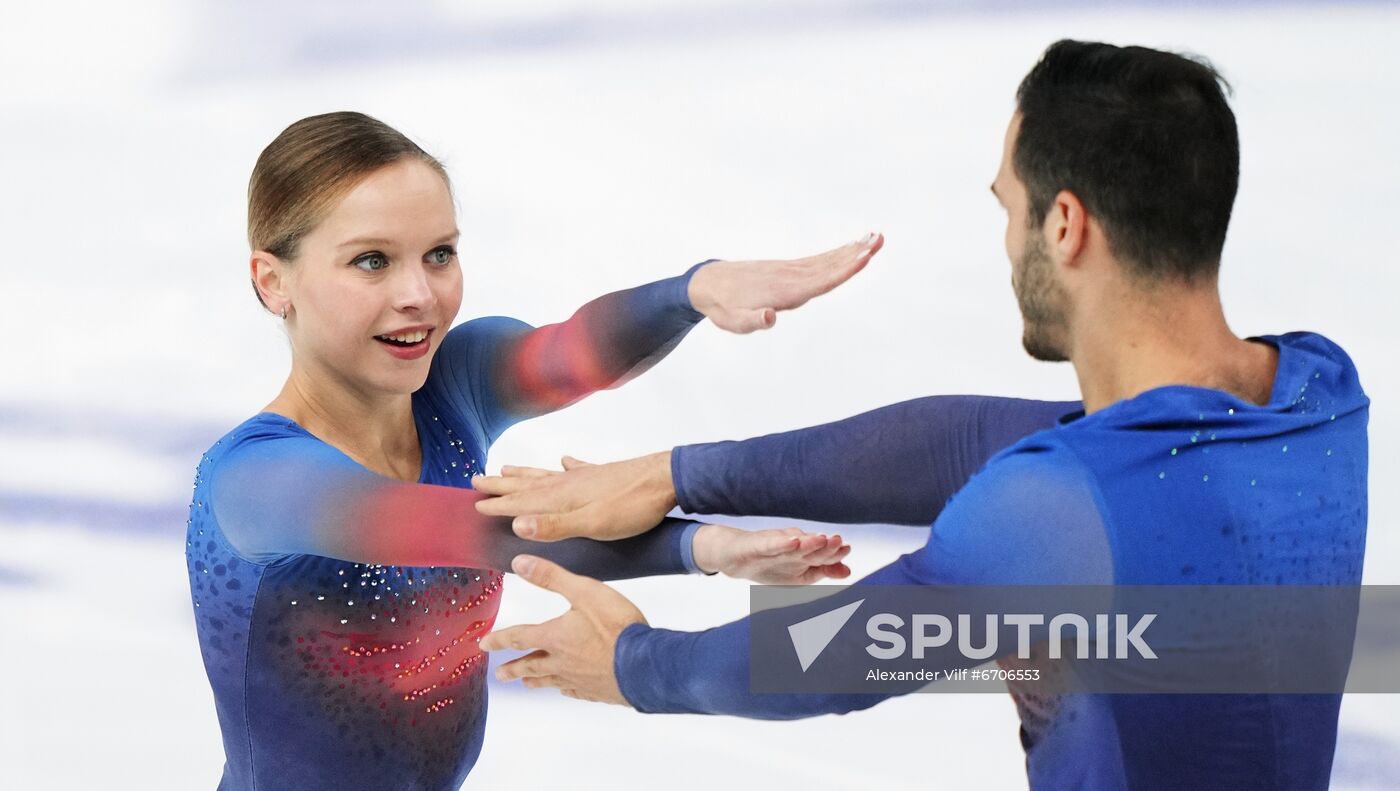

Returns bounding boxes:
[1,1,1397,788]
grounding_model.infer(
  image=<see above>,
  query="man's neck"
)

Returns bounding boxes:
[1069,277,1278,415]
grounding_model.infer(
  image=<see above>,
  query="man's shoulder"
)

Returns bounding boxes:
[962,431,1095,507]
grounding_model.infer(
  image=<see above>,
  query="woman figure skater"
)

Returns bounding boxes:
[186,110,881,790]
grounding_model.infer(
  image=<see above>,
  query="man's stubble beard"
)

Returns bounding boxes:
[1013,231,1071,363]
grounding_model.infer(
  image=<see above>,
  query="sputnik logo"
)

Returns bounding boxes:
[787,599,865,672]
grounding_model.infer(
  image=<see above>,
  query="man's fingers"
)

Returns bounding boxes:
[494,649,554,682]
[560,455,595,470]
[475,487,574,518]
[522,675,566,690]
[470,475,544,497]
[510,554,596,602]
[473,492,532,515]
[480,622,551,653]
[516,506,618,541]
[500,465,558,479]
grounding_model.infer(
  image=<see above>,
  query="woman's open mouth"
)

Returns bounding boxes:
[374,328,433,360]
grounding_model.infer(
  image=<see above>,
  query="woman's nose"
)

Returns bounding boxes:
[392,263,436,311]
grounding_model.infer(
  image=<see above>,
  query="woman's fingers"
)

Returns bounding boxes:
[820,562,852,580]
[802,536,847,563]
[781,231,883,303]
[818,544,853,566]
[762,534,803,557]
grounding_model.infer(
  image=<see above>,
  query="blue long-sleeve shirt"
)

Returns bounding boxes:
[187,265,712,790]
[617,331,1369,791]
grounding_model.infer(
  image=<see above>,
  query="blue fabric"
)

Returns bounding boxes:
[673,395,1080,525]
[187,267,708,790]
[617,331,1369,791]
[677,520,708,574]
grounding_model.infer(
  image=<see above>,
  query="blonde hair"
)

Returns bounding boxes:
[247,111,452,310]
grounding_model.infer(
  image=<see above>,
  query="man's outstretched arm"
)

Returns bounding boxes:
[672,395,1080,525]
[474,395,1080,539]
[480,442,1110,717]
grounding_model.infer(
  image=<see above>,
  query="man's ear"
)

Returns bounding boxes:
[250,251,289,315]
[1046,188,1088,270]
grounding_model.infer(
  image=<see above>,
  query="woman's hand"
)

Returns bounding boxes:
[687,232,884,333]
[692,524,852,584]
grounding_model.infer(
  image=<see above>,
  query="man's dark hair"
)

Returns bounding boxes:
[1015,40,1239,281]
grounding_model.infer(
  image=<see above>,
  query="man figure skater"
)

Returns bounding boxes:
[476,40,1369,790]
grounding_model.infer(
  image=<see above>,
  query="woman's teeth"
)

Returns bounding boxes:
[376,330,428,345]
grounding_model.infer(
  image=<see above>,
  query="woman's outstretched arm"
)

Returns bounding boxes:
[209,430,849,582]
[437,235,882,446]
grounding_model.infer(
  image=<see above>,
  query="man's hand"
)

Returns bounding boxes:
[472,452,675,541]
[480,555,643,705]
[693,524,852,584]
[687,232,884,333]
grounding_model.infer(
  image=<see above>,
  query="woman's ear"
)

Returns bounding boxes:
[251,251,290,316]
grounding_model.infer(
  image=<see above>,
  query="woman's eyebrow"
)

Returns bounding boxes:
[338,229,460,249]
[339,236,395,249]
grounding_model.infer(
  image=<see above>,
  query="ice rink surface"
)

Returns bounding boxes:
[1,0,1398,788]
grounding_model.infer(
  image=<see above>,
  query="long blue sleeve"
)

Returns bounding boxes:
[671,395,1079,524]
[496,518,706,580]
[434,263,710,449]
[208,417,703,578]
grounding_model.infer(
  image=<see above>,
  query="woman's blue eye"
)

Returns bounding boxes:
[353,253,389,272]
[429,246,457,266]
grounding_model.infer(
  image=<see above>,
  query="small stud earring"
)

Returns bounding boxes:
[280,306,288,320]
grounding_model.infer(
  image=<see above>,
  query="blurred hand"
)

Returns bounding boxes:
[687,232,884,333]
[693,524,851,584]
[481,555,643,706]
[473,452,675,542]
